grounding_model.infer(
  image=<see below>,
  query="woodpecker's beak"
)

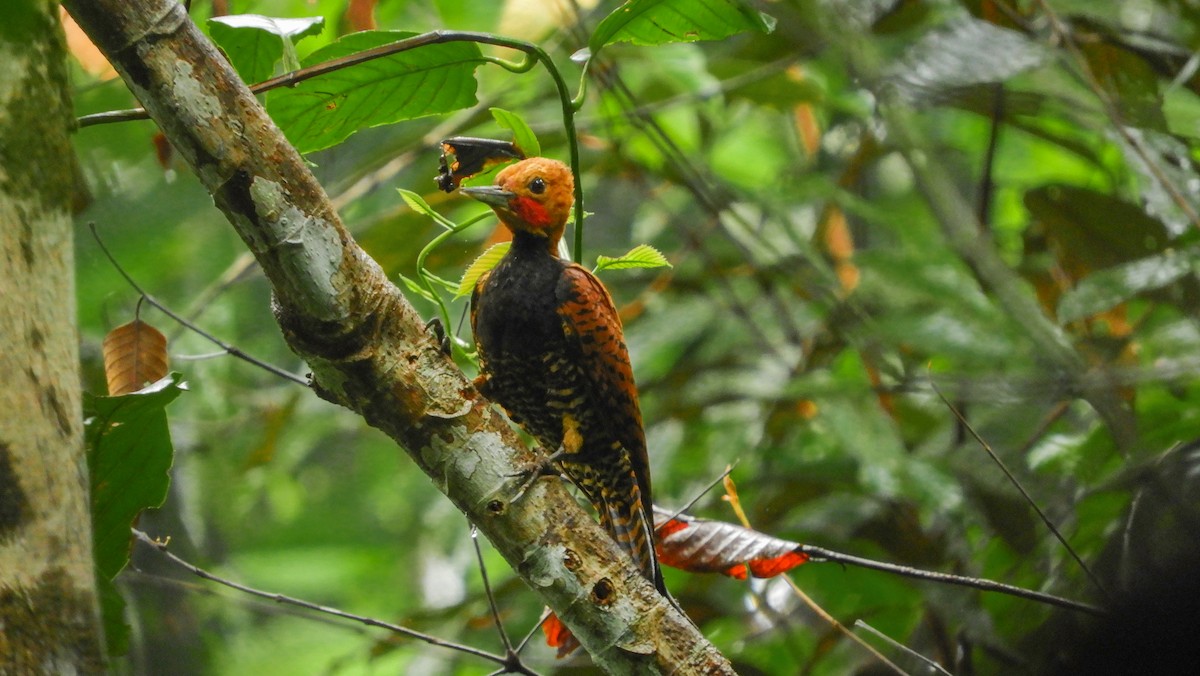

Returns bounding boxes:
[460,185,515,210]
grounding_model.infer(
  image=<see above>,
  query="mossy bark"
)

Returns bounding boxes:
[0,1,106,672]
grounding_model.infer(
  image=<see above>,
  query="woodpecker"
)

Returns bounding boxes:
[463,157,666,596]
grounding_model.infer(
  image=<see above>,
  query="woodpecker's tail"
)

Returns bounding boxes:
[598,482,667,597]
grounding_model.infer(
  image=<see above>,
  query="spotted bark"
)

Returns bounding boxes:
[0,1,105,672]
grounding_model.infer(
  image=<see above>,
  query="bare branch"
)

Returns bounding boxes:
[932,384,1111,600]
[799,544,1105,617]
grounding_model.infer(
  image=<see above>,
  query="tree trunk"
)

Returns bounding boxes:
[0,1,106,672]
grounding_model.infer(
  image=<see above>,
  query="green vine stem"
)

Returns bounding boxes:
[415,210,493,360]
[448,33,585,263]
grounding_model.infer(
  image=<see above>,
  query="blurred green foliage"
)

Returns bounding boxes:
[69,0,1200,673]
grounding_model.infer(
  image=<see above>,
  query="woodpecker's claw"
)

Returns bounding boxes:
[507,448,566,503]
[425,317,452,356]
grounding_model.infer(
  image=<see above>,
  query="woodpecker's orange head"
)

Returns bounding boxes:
[461,158,574,246]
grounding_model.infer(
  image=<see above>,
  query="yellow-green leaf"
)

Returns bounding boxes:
[457,242,511,298]
[594,244,672,272]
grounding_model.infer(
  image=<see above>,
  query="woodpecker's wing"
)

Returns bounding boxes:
[554,264,651,502]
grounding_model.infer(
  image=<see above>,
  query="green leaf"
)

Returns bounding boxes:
[85,373,183,580]
[267,31,484,154]
[589,0,775,54]
[397,188,457,230]
[490,107,541,158]
[457,241,511,298]
[1057,247,1200,323]
[208,15,324,84]
[398,272,437,302]
[398,188,437,218]
[1024,185,1171,269]
[84,373,183,656]
[594,244,672,272]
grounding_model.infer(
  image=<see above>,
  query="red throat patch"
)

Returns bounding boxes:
[510,195,552,229]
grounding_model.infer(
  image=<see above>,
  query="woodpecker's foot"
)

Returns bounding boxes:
[425,317,452,356]
[507,449,566,503]
[473,373,492,398]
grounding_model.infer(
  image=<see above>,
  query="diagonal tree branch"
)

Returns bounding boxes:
[62,1,733,673]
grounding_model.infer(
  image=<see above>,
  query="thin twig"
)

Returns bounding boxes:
[931,383,1111,601]
[1015,400,1071,456]
[167,252,258,342]
[657,462,739,528]
[855,620,951,676]
[170,350,235,361]
[784,576,909,675]
[800,541,1106,617]
[126,569,373,631]
[131,529,511,667]
[516,608,553,656]
[1120,487,1143,593]
[470,525,514,654]
[88,223,310,386]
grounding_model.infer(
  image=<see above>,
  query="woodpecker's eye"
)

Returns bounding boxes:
[529,177,546,195]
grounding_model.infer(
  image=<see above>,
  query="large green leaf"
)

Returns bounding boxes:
[85,372,184,580]
[208,15,325,84]
[456,241,510,298]
[1024,185,1171,272]
[84,372,183,656]
[267,31,484,154]
[589,0,775,54]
